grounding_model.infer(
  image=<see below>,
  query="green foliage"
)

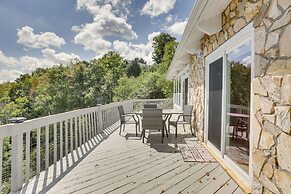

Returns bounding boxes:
[114,34,176,102]
[126,58,143,77]
[0,33,177,123]
[230,62,251,106]
[152,32,176,64]
[113,71,173,101]
[156,41,177,74]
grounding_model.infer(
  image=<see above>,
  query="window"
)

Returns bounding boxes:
[225,41,251,174]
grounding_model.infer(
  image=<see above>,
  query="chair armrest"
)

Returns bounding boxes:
[123,113,136,116]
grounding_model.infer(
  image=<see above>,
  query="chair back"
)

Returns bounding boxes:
[183,105,193,122]
[118,106,125,123]
[142,109,163,130]
[144,104,157,109]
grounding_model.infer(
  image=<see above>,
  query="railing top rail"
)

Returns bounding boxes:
[133,98,172,102]
[0,100,134,138]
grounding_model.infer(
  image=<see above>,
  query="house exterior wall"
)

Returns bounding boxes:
[188,0,291,193]
[189,55,205,141]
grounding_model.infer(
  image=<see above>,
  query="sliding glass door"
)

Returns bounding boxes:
[225,41,251,174]
[205,24,253,182]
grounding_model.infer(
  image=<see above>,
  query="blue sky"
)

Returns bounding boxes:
[0,0,196,83]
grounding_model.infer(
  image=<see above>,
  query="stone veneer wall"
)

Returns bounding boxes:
[189,55,205,141]
[188,0,291,193]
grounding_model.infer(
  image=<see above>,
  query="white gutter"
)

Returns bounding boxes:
[166,0,209,80]
[166,0,232,80]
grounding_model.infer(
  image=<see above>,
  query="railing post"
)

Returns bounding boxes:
[11,133,23,192]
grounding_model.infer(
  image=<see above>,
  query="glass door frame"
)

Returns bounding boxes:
[204,23,254,186]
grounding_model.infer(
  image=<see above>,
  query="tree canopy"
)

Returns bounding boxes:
[152,33,176,64]
[0,33,177,124]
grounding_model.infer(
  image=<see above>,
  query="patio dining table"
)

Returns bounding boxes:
[133,109,183,134]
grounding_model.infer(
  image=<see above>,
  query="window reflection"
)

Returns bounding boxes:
[225,41,251,174]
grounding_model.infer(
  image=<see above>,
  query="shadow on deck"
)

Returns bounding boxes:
[18,121,245,194]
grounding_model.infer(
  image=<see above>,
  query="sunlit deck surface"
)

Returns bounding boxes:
[19,120,245,194]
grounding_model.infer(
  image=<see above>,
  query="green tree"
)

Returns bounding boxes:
[157,41,177,74]
[113,76,139,101]
[126,58,144,77]
[152,33,176,64]
[96,51,127,103]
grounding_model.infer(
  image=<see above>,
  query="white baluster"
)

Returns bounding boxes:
[95,111,98,135]
[79,117,82,146]
[65,120,68,156]
[90,112,93,137]
[70,118,73,153]
[91,113,94,137]
[88,114,91,140]
[45,125,49,169]
[36,128,40,174]
[85,114,89,141]
[53,123,57,164]
[25,131,30,183]
[83,115,86,143]
[75,118,78,149]
[98,110,102,133]
[60,122,63,159]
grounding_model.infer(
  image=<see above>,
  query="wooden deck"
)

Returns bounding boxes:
[19,121,245,194]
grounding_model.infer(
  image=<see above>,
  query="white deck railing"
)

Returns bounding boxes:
[0,99,172,193]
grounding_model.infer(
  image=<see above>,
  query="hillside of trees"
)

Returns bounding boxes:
[0,33,177,124]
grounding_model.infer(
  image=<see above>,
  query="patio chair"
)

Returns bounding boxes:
[141,108,167,143]
[233,117,249,139]
[169,105,194,137]
[118,106,139,136]
[143,104,157,108]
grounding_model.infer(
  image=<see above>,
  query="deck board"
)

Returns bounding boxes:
[19,121,245,194]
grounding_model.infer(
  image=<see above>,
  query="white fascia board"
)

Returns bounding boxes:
[166,0,208,80]
[167,0,231,80]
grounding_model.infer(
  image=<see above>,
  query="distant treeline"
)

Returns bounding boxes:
[0,33,177,123]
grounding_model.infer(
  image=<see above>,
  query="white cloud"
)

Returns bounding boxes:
[19,48,80,72]
[165,14,178,24]
[165,20,187,36]
[0,50,19,67]
[141,0,176,17]
[17,26,65,49]
[105,0,132,13]
[0,49,79,83]
[241,55,252,67]
[74,0,137,53]
[0,69,24,83]
[104,0,120,6]
[113,32,160,65]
